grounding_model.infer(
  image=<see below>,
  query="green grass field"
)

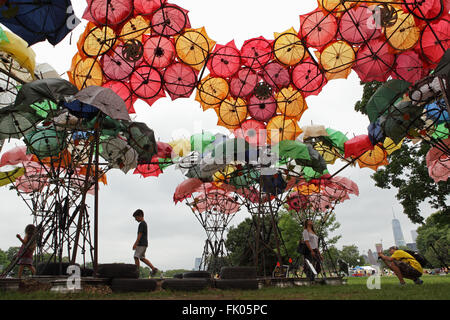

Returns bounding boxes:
[0,275,449,300]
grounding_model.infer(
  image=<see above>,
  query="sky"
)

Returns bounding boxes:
[0,0,439,270]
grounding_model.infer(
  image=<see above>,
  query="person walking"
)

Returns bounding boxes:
[132,209,158,276]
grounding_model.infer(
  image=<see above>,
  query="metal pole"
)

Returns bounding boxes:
[93,121,100,275]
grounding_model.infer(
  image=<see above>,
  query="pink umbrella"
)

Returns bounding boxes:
[292,60,327,97]
[234,119,267,146]
[102,44,143,81]
[426,139,450,164]
[102,81,137,114]
[240,36,273,70]
[339,5,382,45]
[143,36,176,69]
[328,176,359,196]
[420,18,450,65]
[403,0,444,21]
[151,4,191,36]
[230,68,259,98]
[392,51,425,83]
[208,40,241,78]
[300,9,337,48]
[173,178,203,203]
[134,0,167,15]
[83,0,133,26]
[344,135,374,158]
[248,95,277,122]
[141,90,166,107]
[0,146,33,167]
[163,62,198,100]
[130,66,163,99]
[263,62,290,91]
[426,139,450,183]
[353,38,395,82]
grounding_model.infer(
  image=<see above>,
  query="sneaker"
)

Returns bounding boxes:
[151,268,159,276]
[414,278,423,285]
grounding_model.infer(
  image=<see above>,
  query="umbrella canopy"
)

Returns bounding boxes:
[273,27,305,66]
[217,97,248,129]
[195,76,229,110]
[299,9,337,48]
[73,86,131,121]
[234,119,267,147]
[276,140,310,162]
[262,62,290,90]
[344,135,373,158]
[276,87,307,119]
[164,62,198,100]
[366,79,411,123]
[353,39,395,83]
[230,68,258,98]
[357,145,389,171]
[267,116,302,143]
[0,167,25,187]
[99,137,138,174]
[102,44,143,81]
[385,7,420,51]
[190,132,216,153]
[143,36,175,69]
[339,5,381,44]
[25,128,66,158]
[83,0,133,26]
[208,40,241,78]
[130,66,164,102]
[393,51,425,83]
[0,145,32,167]
[124,121,157,163]
[175,27,215,71]
[240,37,272,70]
[318,40,355,80]
[420,19,449,65]
[102,81,136,114]
[151,4,190,37]
[292,60,327,97]
[323,128,348,153]
[248,95,277,122]
[0,108,40,140]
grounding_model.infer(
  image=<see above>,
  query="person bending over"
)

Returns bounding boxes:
[378,246,423,286]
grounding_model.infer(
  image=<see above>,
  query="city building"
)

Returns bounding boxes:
[193,257,202,271]
[406,243,418,251]
[392,217,406,247]
[411,230,418,243]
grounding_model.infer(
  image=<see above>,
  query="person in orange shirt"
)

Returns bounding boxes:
[378,246,423,286]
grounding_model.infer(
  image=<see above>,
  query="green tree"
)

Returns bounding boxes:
[355,81,449,223]
[416,210,450,268]
[339,245,366,268]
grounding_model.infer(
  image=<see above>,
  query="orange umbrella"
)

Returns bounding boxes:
[80,24,117,58]
[195,75,229,110]
[276,86,308,119]
[119,15,150,41]
[385,6,420,51]
[357,144,389,171]
[216,97,248,130]
[273,27,305,66]
[71,57,104,89]
[175,27,215,71]
[317,40,355,80]
[267,115,302,144]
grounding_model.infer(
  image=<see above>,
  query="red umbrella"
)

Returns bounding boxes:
[83,0,133,26]
[134,0,167,15]
[339,5,382,45]
[0,146,32,167]
[130,65,163,99]
[426,139,450,183]
[208,40,241,78]
[101,44,143,81]
[134,157,163,178]
[291,59,327,97]
[403,0,444,21]
[230,68,259,98]
[344,135,374,159]
[392,51,425,83]
[240,36,273,70]
[151,4,191,36]
[248,95,277,122]
[299,9,337,48]
[234,119,267,146]
[262,62,290,91]
[102,81,136,113]
[353,38,395,82]
[173,178,203,203]
[143,36,176,69]
[420,18,450,65]
[156,142,173,159]
[163,62,198,100]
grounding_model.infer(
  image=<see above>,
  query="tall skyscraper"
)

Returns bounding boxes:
[411,230,418,243]
[392,216,406,247]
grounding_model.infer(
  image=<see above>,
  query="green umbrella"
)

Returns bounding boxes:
[124,122,157,163]
[366,79,411,123]
[229,167,260,189]
[0,27,9,43]
[380,100,425,144]
[30,100,58,118]
[302,166,329,181]
[190,132,216,153]
[323,128,348,153]
[432,122,449,140]
[0,107,40,140]
[275,140,310,162]
[25,128,67,158]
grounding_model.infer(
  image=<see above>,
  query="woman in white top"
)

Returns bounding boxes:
[302,219,322,280]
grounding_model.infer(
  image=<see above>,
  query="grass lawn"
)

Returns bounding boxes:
[0,275,449,300]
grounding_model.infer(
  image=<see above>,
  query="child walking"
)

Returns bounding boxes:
[16,224,37,278]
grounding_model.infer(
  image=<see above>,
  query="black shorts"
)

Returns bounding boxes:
[393,260,422,280]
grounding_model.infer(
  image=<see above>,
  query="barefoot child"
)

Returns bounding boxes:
[16,224,37,278]
[132,209,158,276]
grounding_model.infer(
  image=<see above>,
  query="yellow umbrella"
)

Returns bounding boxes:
[318,0,357,13]
[81,25,117,57]
[317,40,355,80]
[176,27,216,71]
[213,165,237,183]
[0,168,25,187]
[217,97,248,130]
[267,115,302,144]
[70,56,104,89]
[169,139,191,157]
[195,75,229,110]
[119,15,150,41]
[383,137,404,155]
[276,86,307,120]
[294,183,320,195]
[357,145,389,171]
[273,27,305,66]
[313,141,339,165]
[0,31,36,80]
[385,6,420,51]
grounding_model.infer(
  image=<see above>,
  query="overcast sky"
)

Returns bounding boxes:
[0,0,439,270]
